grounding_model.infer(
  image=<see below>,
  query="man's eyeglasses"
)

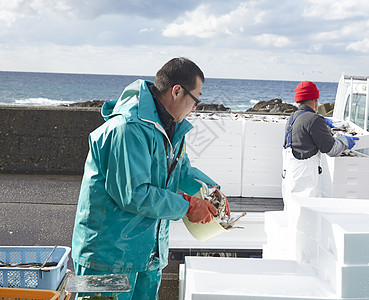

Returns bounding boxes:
[181,85,201,106]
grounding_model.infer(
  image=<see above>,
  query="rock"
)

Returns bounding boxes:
[62,100,107,107]
[246,98,297,114]
[195,103,230,112]
[62,101,230,112]
[318,103,334,117]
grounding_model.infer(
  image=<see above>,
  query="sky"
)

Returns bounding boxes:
[1,0,369,82]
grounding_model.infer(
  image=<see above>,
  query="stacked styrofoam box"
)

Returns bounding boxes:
[182,257,335,300]
[186,115,243,196]
[285,197,369,265]
[321,153,369,199]
[263,211,296,260]
[186,113,287,198]
[317,213,369,298]
[242,118,286,198]
[283,198,369,298]
[181,196,369,299]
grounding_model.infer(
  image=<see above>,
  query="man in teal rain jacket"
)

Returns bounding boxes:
[72,57,229,299]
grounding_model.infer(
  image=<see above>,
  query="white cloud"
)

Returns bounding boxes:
[303,0,369,20]
[313,19,369,54]
[163,2,263,38]
[139,28,154,33]
[346,38,369,53]
[0,0,80,27]
[254,34,291,48]
[0,0,35,26]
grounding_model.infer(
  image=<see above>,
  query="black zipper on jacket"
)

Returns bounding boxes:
[163,136,185,187]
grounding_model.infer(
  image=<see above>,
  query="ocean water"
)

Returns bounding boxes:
[0,71,338,111]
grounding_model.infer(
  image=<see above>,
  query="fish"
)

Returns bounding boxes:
[195,179,247,229]
[0,262,58,268]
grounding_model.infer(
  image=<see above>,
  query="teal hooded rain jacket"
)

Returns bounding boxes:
[72,80,216,272]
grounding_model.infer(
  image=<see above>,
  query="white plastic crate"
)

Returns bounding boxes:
[0,246,70,290]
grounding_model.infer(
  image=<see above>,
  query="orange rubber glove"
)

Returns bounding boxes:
[183,194,217,224]
[214,188,231,216]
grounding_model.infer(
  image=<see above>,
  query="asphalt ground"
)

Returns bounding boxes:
[0,173,283,299]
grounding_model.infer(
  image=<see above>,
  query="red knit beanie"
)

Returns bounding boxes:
[294,81,320,103]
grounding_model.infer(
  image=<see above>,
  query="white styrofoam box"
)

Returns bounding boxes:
[242,121,284,199]
[184,256,313,274]
[243,145,283,160]
[323,182,369,199]
[179,264,185,300]
[317,245,369,298]
[242,152,283,198]
[243,171,282,186]
[184,257,335,299]
[295,207,322,239]
[188,144,242,159]
[321,154,369,199]
[323,153,369,174]
[242,158,282,173]
[242,115,283,197]
[263,211,299,260]
[189,158,241,172]
[188,168,241,185]
[286,197,369,236]
[320,213,369,265]
[243,147,282,172]
[189,157,242,193]
[353,132,369,150]
[242,184,282,198]
[263,211,295,258]
[264,211,289,236]
[323,168,369,185]
[262,244,295,260]
[295,230,319,270]
[187,118,243,148]
[244,121,285,148]
[214,183,240,197]
[189,156,242,196]
[186,118,243,194]
[169,212,266,250]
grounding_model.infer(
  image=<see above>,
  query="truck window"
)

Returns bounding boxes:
[343,94,367,129]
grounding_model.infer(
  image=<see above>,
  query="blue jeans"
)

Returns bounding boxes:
[73,263,162,300]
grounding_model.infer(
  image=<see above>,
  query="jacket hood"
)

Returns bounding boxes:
[101,79,151,121]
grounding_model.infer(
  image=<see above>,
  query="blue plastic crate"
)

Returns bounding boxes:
[0,246,70,290]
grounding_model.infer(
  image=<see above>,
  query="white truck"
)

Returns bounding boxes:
[333,74,369,133]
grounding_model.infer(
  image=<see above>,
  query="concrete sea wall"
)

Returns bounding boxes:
[0,106,104,174]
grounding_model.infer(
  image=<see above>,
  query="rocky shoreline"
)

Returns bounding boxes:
[62,98,334,116]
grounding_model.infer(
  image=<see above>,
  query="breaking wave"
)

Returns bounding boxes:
[13,98,76,106]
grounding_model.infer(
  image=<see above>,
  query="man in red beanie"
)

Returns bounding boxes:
[282,81,359,205]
